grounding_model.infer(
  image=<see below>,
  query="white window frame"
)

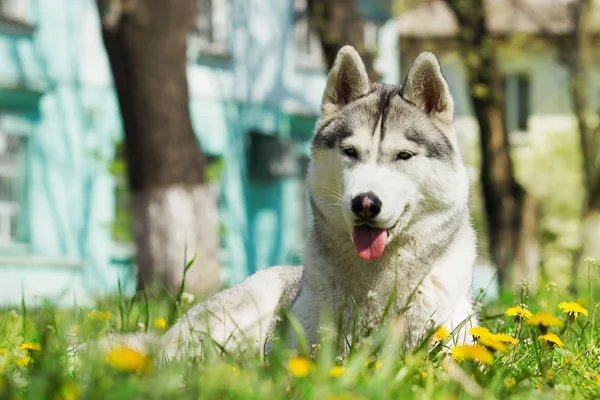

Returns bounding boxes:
[189,0,230,57]
[294,0,325,71]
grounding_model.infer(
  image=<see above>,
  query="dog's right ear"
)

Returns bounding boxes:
[400,52,454,125]
[321,46,370,117]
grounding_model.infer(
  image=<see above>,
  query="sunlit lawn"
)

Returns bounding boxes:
[1,260,599,399]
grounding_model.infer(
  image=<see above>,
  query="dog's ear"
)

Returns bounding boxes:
[400,52,454,124]
[321,46,370,117]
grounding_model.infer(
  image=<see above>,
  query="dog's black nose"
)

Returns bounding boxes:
[351,192,382,219]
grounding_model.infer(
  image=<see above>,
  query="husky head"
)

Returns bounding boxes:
[309,46,469,261]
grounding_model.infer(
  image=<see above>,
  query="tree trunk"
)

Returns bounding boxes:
[132,185,220,293]
[583,209,600,263]
[580,121,600,273]
[556,0,600,287]
[96,0,221,294]
[307,0,379,80]
[566,0,596,195]
[446,0,534,288]
[512,194,540,287]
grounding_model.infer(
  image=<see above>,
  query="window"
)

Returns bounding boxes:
[294,0,324,70]
[504,74,530,133]
[0,130,26,245]
[0,0,28,21]
[246,131,296,180]
[190,0,229,56]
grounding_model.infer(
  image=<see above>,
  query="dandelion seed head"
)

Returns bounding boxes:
[584,257,597,270]
[545,281,557,292]
[181,292,195,304]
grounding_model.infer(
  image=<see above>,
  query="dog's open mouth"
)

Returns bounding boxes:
[352,225,388,260]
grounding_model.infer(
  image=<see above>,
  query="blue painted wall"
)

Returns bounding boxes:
[0,0,397,306]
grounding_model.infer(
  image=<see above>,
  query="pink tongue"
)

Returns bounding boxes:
[352,226,388,260]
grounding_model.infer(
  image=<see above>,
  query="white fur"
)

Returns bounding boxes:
[286,47,478,351]
[102,47,478,360]
[161,265,302,359]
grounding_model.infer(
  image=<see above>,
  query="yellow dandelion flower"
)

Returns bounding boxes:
[153,318,167,331]
[504,376,516,388]
[20,342,41,351]
[329,365,345,378]
[468,326,491,338]
[451,345,494,365]
[61,381,79,400]
[432,326,450,342]
[488,333,518,345]
[584,372,600,387]
[558,302,588,319]
[364,360,382,371]
[584,372,598,380]
[477,337,508,353]
[538,333,564,348]
[287,356,314,377]
[326,396,365,400]
[231,366,240,376]
[563,357,574,365]
[15,356,31,368]
[88,310,112,321]
[535,381,543,389]
[526,312,563,328]
[504,305,532,320]
[105,346,152,374]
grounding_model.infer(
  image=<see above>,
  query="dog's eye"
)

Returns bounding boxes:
[342,147,359,159]
[396,151,414,161]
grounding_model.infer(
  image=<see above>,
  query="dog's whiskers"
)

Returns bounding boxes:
[323,202,343,210]
[321,194,344,201]
[319,186,344,200]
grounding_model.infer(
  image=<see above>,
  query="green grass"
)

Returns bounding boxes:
[0,267,599,400]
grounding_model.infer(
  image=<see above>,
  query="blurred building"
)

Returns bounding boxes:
[397,0,600,152]
[0,0,397,305]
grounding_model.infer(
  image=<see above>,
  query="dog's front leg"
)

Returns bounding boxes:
[162,265,303,360]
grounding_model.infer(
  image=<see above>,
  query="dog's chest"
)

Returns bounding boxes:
[322,272,444,345]
[324,281,408,331]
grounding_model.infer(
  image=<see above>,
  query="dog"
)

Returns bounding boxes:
[110,46,478,360]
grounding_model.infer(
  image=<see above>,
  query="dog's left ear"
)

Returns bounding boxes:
[400,52,453,124]
[321,46,371,117]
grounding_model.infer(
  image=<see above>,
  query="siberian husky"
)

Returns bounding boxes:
[111,46,478,360]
